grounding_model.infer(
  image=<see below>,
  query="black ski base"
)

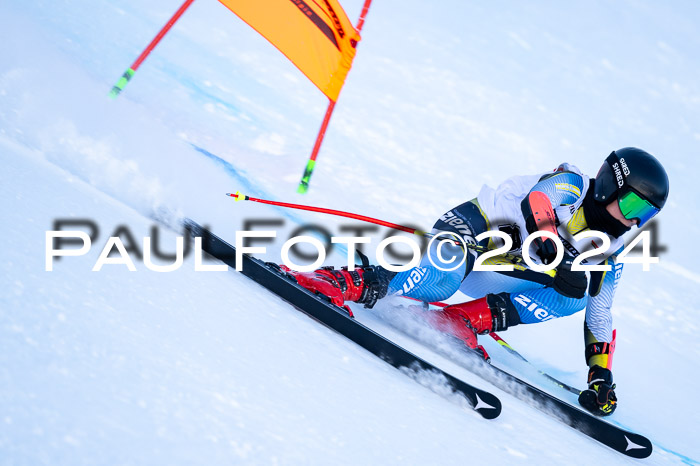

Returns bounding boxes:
[184,220,501,420]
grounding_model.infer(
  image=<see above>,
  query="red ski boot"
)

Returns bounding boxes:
[271,263,394,316]
[430,293,520,362]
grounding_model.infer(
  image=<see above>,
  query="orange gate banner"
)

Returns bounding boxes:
[218,0,361,102]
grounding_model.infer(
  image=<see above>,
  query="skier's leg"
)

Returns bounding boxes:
[385,231,467,303]
[281,227,467,311]
[429,292,521,361]
[435,270,586,359]
[272,260,396,312]
[387,199,490,303]
[278,199,489,310]
[507,287,587,323]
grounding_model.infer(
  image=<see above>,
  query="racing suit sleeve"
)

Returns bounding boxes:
[584,246,623,369]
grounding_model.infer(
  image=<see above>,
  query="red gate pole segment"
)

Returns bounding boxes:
[355,0,372,31]
[296,0,374,194]
[296,100,335,194]
[109,0,196,98]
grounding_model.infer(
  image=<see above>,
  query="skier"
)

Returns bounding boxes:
[279,147,669,416]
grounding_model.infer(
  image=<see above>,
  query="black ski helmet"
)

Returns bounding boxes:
[593,147,669,226]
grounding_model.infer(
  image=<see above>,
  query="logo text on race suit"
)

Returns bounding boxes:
[613,262,623,283]
[513,294,557,322]
[399,267,427,294]
[439,211,476,246]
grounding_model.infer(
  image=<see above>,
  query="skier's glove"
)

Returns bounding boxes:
[578,365,617,416]
[551,254,587,299]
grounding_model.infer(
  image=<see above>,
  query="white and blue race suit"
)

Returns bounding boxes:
[387,163,625,343]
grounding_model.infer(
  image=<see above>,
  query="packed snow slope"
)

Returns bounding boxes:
[2,0,699,464]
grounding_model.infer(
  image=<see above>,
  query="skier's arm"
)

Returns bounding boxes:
[578,246,623,416]
[585,245,623,347]
[520,172,585,264]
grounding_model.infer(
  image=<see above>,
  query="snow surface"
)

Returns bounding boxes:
[2,0,699,464]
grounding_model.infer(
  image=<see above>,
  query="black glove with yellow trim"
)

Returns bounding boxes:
[578,365,617,416]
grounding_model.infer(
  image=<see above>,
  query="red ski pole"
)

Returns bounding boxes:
[226,191,512,257]
[228,191,425,236]
[109,0,196,98]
